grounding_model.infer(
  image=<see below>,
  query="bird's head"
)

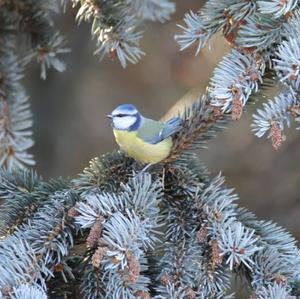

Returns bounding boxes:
[107,104,142,131]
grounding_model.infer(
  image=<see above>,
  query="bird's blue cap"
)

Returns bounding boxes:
[111,104,139,116]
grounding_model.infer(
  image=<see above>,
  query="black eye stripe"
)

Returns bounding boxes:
[115,113,136,117]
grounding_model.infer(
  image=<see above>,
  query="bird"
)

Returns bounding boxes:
[107,104,182,165]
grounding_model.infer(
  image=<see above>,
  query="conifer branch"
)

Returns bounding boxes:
[176,1,300,148]
[72,151,134,194]
[155,155,300,298]
[0,236,46,297]
[75,173,162,298]
[164,94,230,163]
[2,1,70,79]
[0,150,299,297]
[155,163,235,298]
[209,50,264,119]
[0,169,40,236]
[257,0,298,19]
[0,174,79,297]
[69,0,175,67]
[0,41,34,169]
[11,284,47,299]
[252,90,299,149]
[0,1,69,169]
[1,1,300,298]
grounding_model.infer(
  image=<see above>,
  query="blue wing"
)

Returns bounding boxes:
[138,117,182,144]
[159,117,182,140]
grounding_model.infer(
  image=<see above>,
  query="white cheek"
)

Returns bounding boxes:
[113,116,136,130]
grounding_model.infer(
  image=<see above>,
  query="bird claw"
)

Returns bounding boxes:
[132,164,152,178]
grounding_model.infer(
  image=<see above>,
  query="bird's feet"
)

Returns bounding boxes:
[140,163,152,174]
[132,163,152,178]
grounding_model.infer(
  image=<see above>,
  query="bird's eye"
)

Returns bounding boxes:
[116,114,125,117]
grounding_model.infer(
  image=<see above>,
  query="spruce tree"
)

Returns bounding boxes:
[0,1,300,298]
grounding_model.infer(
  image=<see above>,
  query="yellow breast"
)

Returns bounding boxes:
[113,129,172,164]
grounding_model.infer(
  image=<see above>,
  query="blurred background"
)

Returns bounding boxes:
[24,1,300,240]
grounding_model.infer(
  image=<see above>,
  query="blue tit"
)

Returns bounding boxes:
[107,104,182,164]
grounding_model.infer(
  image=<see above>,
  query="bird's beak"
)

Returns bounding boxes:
[106,114,113,119]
